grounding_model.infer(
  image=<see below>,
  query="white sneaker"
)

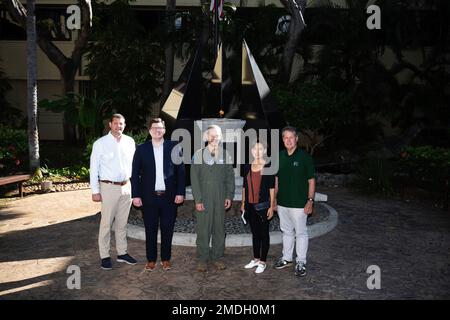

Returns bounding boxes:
[255,262,267,274]
[244,259,260,269]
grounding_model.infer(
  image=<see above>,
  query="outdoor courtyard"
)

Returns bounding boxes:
[1,0,449,305]
[0,186,448,300]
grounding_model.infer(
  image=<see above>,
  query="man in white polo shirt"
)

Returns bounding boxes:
[90,114,137,270]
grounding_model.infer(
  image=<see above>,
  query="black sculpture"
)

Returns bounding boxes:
[160,40,286,132]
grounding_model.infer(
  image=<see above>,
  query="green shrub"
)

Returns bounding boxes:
[48,165,90,181]
[397,146,450,189]
[31,164,90,183]
[352,146,450,197]
[0,124,28,175]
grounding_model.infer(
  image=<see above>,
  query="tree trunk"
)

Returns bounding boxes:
[159,0,177,116]
[279,0,307,83]
[26,0,40,171]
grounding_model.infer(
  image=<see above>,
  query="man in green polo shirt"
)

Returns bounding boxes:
[274,126,315,277]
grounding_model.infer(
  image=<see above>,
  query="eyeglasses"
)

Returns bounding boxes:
[150,127,165,131]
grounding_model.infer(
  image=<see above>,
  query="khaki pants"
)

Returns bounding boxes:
[98,182,132,259]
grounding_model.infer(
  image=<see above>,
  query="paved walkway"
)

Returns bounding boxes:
[0,187,449,299]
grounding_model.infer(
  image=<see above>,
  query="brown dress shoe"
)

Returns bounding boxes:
[161,260,171,271]
[144,261,156,271]
[197,263,207,272]
[212,261,226,270]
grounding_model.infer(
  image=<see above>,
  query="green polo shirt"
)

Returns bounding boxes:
[277,148,315,208]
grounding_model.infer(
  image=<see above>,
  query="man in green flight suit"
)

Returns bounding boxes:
[191,125,235,272]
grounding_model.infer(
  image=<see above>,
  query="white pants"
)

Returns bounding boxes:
[277,205,308,264]
[98,182,132,259]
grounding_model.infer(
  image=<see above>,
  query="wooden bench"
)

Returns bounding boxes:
[0,174,32,197]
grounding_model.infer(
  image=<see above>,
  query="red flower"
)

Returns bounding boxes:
[15,159,20,166]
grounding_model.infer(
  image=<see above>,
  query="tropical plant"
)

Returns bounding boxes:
[0,124,28,175]
[298,0,450,150]
[398,146,450,187]
[36,164,90,182]
[274,81,352,155]
[39,93,109,142]
[86,0,164,132]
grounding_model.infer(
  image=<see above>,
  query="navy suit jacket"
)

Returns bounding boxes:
[131,140,185,206]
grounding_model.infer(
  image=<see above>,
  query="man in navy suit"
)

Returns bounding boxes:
[131,118,185,271]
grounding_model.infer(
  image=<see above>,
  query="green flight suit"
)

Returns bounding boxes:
[190,148,235,263]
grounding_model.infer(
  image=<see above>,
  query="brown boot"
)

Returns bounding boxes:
[212,260,226,270]
[161,260,172,271]
[144,261,156,272]
[197,263,208,272]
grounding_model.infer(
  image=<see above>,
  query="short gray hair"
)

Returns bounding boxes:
[281,126,298,137]
[203,124,223,142]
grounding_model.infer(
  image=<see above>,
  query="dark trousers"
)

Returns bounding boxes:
[248,205,270,262]
[143,195,176,262]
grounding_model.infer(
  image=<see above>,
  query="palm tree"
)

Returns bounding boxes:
[26,0,39,171]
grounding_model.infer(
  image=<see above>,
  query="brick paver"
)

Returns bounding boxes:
[0,187,448,299]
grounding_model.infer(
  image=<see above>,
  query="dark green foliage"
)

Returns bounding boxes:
[397,146,450,189]
[86,0,164,132]
[352,146,450,197]
[268,0,450,172]
[38,93,107,142]
[351,158,395,196]
[274,81,352,154]
[0,63,24,128]
[0,125,28,175]
[34,164,90,182]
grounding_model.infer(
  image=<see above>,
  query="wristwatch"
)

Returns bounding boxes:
[307,197,314,203]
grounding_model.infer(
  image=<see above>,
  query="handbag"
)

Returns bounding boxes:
[253,201,270,211]
[249,169,270,221]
